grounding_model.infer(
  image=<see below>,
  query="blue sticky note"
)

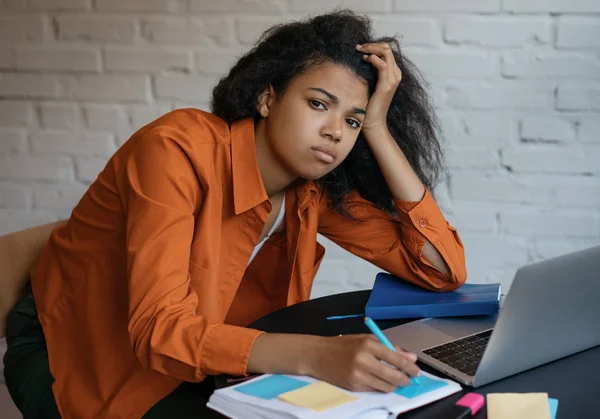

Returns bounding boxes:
[394,375,448,399]
[548,398,559,419]
[234,375,310,400]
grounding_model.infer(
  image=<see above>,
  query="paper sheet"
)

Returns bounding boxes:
[278,381,359,412]
[234,375,309,400]
[394,375,448,399]
[487,393,551,419]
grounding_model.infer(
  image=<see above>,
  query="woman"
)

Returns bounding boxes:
[4,10,466,419]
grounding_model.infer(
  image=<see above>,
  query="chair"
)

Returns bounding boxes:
[0,221,66,338]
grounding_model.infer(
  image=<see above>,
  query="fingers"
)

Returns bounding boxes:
[394,344,418,362]
[356,42,394,58]
[365,371,401,393]
[369,341,420,378]
[356,43,402,81]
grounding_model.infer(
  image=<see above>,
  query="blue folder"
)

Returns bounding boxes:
[365,273,501,320]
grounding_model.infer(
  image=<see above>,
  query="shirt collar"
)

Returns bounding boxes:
[230,118,269,215]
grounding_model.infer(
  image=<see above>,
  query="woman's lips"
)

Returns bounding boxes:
[311,145,337,164]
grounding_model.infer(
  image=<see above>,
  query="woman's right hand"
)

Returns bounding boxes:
[304,334,420,393]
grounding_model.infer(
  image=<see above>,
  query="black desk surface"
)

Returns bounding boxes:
[204,290,600,418]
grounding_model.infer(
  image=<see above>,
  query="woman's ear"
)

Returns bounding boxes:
[256,85,276,118]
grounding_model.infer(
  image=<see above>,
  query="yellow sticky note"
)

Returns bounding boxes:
[487,393,551,419]
[278,381,358,412]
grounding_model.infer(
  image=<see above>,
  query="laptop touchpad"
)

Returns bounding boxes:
[421,315,497,340]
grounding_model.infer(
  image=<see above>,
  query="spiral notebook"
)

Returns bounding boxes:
[207,371,461,419]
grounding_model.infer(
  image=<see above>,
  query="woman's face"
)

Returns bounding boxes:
[258,62,369,181]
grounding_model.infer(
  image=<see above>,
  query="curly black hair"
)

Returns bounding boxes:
[211,9,444,215]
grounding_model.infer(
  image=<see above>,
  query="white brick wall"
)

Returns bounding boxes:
[0,0,598,302]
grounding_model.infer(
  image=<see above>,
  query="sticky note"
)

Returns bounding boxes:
[234,375,310,400]
[548,398,559,419]
[394,375,448,399]
[487,393,551,419]
[278,381,359,412]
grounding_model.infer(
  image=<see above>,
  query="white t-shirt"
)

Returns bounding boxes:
[247,194,286,266]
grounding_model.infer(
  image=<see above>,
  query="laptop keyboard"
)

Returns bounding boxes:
[422,329,493,377]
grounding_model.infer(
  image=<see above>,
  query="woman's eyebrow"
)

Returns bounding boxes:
[308,87,366,115]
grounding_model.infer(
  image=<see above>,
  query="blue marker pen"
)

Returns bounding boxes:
[364,317,420,385]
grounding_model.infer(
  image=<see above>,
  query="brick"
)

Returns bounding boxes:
[520,116,575,142]
[450,172,553,205]
[502,0,600,13]
[439,112,515,146]
[0,15,49,42]
[96,0,186,12]
[410,51,497,78]
[461,234,529,269]
[154,75,215,101]
[395,0,500,12]
[311,259,351,298]
[31,130,116,156]
[39,102,82,129]
[461,112,515,144]
[0,46,14,69]
[534,238,600,260]
[450,203,497,233]
[517,173,600,208]
[0,73,64,99]
[0,183,31,209]
[554,183,600,208]
[142,17,232,46]
[291,0,386,13]
[0,127,27,153]
[579,116,600,143]
[446,146,500,169]
[75,156,109,182]
[57,15,137,43]
[104,47,192,72]
[83,104,130,132]
[372,17,440,47]
[196,49,243,75]
[193,0,287,13]
[557,86,600,110]
[236,17,283,45]
[502,146,600,174]
[346,261,384,290]
[66,75,150,102]
[502,53,600,79]
[0,209,60,236]
[5,0,91,10]
[33,183,87,209]
[128,104,172,129]
[0,101,34,127]
[501,210,597,238]
[448,82,553,109]
[0,155,73,181]
[16,45,101,72]
[557,17,600,49]
[445,17,551,47]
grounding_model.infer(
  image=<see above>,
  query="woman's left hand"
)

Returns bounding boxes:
[356,42,402,137]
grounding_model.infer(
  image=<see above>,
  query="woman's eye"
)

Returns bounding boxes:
[309,100,326,110]
[346,119,360,129]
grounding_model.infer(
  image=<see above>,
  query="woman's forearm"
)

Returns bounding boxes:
[246,333,323,376]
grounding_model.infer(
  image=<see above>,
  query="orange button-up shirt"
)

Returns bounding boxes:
[30,109,467,418]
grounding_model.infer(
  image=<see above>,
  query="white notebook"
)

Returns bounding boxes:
[207,371,461,419]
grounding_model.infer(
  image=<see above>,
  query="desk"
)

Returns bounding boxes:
[204,290,600,418]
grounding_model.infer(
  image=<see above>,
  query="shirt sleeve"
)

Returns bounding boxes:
[120,127,262,382]
[317,188,467,292]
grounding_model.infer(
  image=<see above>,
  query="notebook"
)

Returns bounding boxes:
[207,371,461,419]
[365,273,501,320]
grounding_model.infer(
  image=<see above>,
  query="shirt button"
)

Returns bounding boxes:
[419,219,427,227]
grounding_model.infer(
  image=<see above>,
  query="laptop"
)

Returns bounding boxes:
[384,245,600,387]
